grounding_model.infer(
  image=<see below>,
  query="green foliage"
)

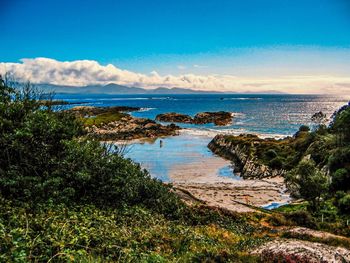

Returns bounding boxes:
[267,210,317,228]
[335,192,350,215]
[330,103,350,145]
[286,160,329,211]
[268,156,285,169]
[283,211,318,228]
[331,168,350,192]
[299,125,310,132]
[83,112,127,127]
[0,200,261,262]
[265,149,278,159]
[328,147,350,174]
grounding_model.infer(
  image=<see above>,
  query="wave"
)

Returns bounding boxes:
[222,97,262,101]
[100,97,149,101]
[138,107,156,112]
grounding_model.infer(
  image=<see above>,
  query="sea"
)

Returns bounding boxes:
[56,93,349,184]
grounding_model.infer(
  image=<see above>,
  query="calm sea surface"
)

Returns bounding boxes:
[56,94,350,182]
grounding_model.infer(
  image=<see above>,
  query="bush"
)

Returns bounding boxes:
[285,160,329,211]
[299,125,310,132]
[265,149,278,159]
[284,211,318,228]
[328,147,350,173]
[268,156,285,169]
[335,192,350,215]
[330,102,350,144]
[331,168,350,192]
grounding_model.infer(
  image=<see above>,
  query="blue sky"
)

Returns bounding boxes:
[1,0,350,93]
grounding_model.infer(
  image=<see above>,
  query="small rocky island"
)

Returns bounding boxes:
[69,106,180,140]
[156,111,233,126]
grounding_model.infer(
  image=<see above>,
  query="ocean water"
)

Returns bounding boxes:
[56,93,349,183]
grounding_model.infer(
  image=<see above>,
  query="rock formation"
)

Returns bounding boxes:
[252,239,350,262]
[69,106,180,140]
[87,116,180,140]
[208,134,286,179]
[156,111,233,126]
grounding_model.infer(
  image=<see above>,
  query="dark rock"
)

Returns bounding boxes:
[193,111,233,126]
[69,106,140,117]
[155,111,233,126]
[156,112,193,123]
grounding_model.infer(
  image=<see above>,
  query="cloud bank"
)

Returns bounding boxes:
[1,57,350,94]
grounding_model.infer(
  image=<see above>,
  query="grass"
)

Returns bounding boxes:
[0,199,264,262]
[83,112,127,127]
[274,203,308,213]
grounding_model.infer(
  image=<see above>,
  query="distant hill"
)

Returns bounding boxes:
[37,83,224,94]
[36,83,288,95]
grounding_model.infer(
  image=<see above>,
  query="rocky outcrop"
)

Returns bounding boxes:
[156,111,233,126]
[193,111,233,126]
[252,239,350,263]
[156,112,193,123]
[87,115,180,140]
[69,106,140,117]
[208,134,286,179]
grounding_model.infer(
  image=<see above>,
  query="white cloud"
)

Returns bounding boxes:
[193,64,208,69]
[1,57,350,94]
[177,65,186,70]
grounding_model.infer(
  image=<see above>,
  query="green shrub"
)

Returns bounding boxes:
[328,147,350,173]
[299,125,310,132]
[285,160,329,211]
[83,112,127,127]
[268,156,285,169]
[335,193,350,214]
[284,210,318,228]
[265,149,278,159]
[331,168,350,192]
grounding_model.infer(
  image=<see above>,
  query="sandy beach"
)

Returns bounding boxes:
[173,177,288,213]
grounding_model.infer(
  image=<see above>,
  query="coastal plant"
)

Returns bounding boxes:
[285,160,329,212]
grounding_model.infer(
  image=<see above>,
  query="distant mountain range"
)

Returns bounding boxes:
[36,83,287,95]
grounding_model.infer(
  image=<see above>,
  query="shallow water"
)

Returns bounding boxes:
[115,133,238,183]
